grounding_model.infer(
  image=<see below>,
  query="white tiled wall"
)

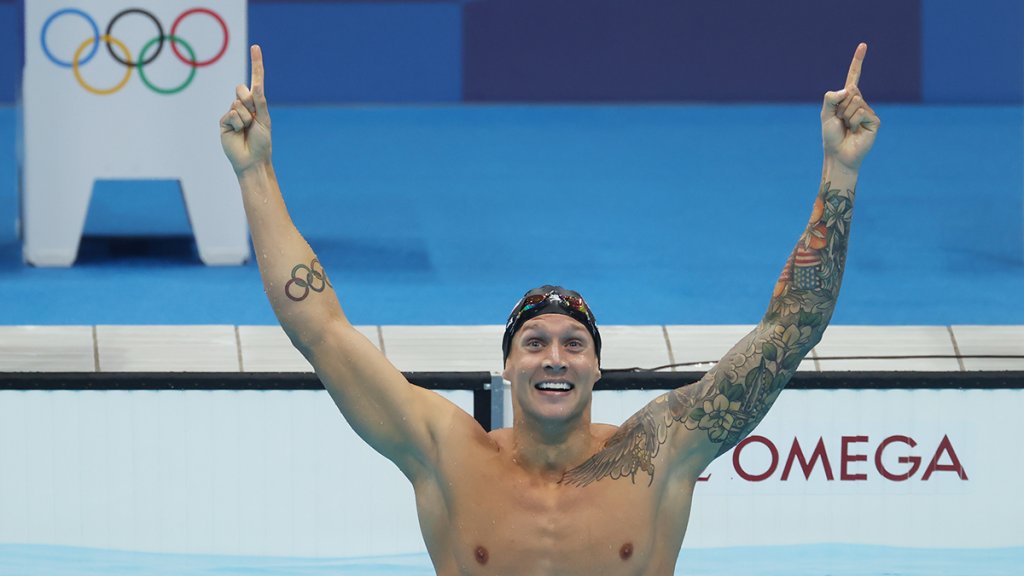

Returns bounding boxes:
[950,325,1024,371]
[813,325,960,371]
[665,324,820,372]
[236,325,380,372]
[597,325,673,371]
[665,325,756,371]
[0,326,95,372]
[0,324,1018,373]
[95,325,239,372]
[380,325,505,372]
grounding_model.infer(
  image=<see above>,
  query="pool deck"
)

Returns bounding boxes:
[1,324,1021,374]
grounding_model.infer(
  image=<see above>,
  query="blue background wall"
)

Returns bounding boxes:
[462,0,921,102]
[1,0,1021,104]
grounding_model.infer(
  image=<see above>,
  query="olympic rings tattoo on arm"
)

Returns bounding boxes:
[285,259,333,302]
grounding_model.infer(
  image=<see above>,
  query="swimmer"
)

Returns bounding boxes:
[220,43,879,575]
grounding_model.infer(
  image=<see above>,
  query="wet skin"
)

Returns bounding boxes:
[412,315,703,575]
[223,43,877,576]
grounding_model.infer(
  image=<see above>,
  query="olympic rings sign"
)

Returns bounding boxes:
[40,7,229,95]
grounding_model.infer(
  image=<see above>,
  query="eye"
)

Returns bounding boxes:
[567,339,584,350]
[525,338,544,349]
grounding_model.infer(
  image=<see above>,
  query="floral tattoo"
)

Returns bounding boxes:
[562,180,854,487]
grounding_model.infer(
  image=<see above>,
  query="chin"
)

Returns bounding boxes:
[522,394,590,423]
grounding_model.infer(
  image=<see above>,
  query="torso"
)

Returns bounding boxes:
[413,424,698,576]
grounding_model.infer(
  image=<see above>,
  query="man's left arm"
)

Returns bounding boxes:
[675,168,858,464]
[669,43,881,472]
[562,44,879,487]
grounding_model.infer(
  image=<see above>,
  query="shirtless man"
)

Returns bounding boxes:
[220,43,879,575]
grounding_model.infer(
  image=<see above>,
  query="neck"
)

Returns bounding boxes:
[510,412,597,480]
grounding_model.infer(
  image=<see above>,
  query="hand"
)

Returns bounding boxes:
[220,45,271,175]
[821,43,880,172]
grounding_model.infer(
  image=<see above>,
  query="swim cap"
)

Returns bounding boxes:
[502,285,601,365]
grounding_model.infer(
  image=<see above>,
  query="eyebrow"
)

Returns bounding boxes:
[519,325,588,339]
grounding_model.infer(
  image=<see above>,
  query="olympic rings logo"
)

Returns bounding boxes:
[285,260,333,302]
[40,7,229,95]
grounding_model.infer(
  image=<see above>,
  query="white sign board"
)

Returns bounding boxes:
[20,1,249,266]
[588,388,1021,549]
[0,388,1018,556]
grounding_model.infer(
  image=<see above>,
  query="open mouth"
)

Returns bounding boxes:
[534,381,575,392]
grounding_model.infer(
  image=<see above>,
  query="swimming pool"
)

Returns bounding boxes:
[1,543,1020,575]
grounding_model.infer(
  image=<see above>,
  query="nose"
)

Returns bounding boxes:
[543,346,567,372]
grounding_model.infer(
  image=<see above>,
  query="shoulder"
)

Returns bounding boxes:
[486,427,513,449]
[561,396,711,488]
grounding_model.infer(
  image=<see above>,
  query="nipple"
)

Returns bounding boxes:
[619,542,633,560]
[475,545,489,565]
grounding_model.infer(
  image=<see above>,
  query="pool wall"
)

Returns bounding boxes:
[0,386,1017,557]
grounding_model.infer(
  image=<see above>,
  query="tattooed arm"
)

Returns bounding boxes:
[563,44,880,487]
[220,46,470,478]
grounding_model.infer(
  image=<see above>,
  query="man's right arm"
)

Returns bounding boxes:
[220,46,472,478]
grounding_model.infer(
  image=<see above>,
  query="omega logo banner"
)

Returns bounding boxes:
[20,1,248,266]
[678,389,1020,549]
[703,432,967,485]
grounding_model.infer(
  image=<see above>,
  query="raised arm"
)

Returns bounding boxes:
[219,45,470,478]
[562,44,880,487]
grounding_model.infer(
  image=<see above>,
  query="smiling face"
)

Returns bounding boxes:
[502,314,602,426]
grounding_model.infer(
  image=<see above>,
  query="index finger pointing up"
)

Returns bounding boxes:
[250,44,264,92]
[249,44,270,120]
[845,42,867,87]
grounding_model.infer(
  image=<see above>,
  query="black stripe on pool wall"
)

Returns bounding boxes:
[595,371,1024,391]
[1,371,1021,391]
[0,372,492,391]
[4,371,1019,433]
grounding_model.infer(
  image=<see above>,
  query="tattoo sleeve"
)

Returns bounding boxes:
[563,180,855,487]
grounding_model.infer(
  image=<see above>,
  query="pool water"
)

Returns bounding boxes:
[0,543,1019,575]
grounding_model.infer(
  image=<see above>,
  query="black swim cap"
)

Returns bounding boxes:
[502,285,601,365]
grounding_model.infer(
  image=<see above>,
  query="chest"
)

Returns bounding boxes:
[426,456,688,575]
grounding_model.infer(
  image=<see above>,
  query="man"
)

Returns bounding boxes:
[220,43,879,575]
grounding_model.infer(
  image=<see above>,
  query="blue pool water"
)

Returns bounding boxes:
[0,544,1020,575]
[1,105,1022,326]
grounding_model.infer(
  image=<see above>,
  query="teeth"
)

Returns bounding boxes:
[535,382,573,391]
